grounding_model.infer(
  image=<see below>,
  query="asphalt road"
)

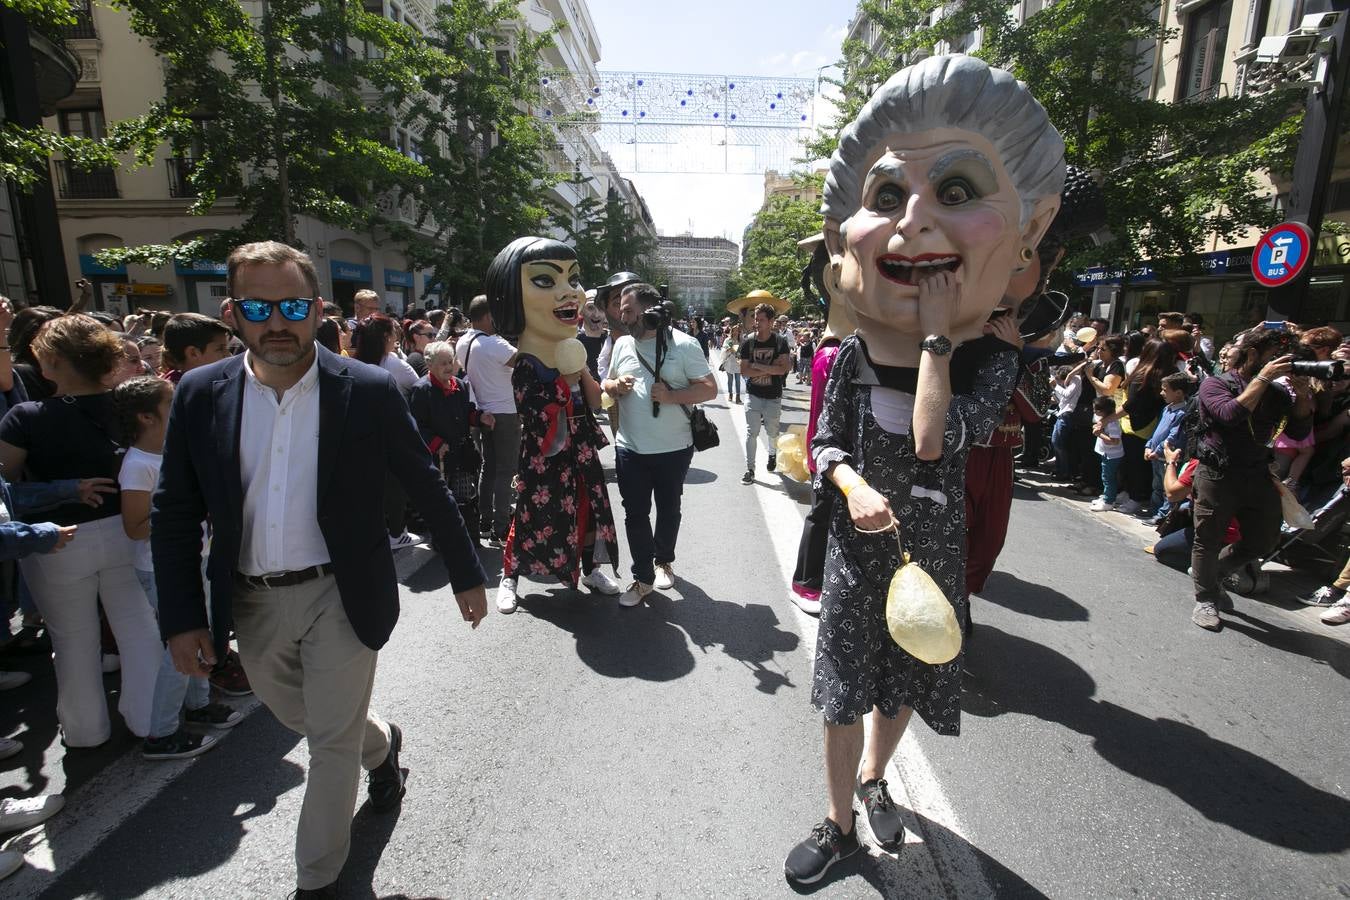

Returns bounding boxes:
[3,371,1348,899]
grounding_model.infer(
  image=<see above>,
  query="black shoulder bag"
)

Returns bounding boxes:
[634,349,720,451]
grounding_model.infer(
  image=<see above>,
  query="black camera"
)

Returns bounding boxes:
[641,300,674,332]
[1292,358,1350,380]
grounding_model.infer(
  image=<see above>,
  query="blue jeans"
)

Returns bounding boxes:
[724,371,741,398]
[1051,415,1073,479]
[1100,454,1122,503]
[615,446,695,586]
[1150,456,1169,515]
[137,568,209,738]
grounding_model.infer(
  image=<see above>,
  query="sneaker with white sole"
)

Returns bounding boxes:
[1191,601,1221,631]
[1321,597,1350,625]
[0,738,20,761]
[1088,498,1111,512]
[789,590,822,616]
[184,702,243,729]
[0,795,64,833]
[783,812,859,884]
[0,671,31,691]
[619,581,653,608]
[581,569,621,595]
[0,849,22,880]
[1299,585,1345,607]
[653,564,676,590]
[141,730,217,761]
[389,530,424,552]
[496,577,518,614]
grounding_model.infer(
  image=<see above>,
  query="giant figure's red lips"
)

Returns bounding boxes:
[876,253,962,287]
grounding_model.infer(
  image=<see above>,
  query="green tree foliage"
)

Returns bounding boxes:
[404,0,559,304]
[727,174,824,318]
[0,0,119,187]
[805,0,1304,282]
[549,175,659,289]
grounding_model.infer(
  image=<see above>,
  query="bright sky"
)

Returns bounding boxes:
[584,0,857,245]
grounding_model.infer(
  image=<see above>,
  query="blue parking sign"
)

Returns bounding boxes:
[1252,222,1314,288]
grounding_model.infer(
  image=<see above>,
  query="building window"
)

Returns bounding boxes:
[1261,0,1334,39]
[1178,0,1233,101]
[57,106,106,140]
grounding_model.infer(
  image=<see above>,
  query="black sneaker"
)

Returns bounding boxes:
[855,777,905,851]
[741,471,754,485]
[1298,585,1345,606]
[767,453,777,472]
[367,723,406,812]
[784,813,859,885]
[142,729,217,760]
[184,702,243,729]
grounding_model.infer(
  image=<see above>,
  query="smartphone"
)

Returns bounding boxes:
[1262,320,1288,330]
[988,307,1012,320]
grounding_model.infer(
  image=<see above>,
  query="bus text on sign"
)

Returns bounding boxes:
[1252,222,1315,288]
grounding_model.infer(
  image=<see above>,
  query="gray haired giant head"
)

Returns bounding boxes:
[823,55,1065,227]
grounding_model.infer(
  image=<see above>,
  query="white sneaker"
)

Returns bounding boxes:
[1321,597,1350,625]
[581,569,621,595]
[1116,498,1141,514]
[653,564,676,591]
[1088,498,1111,512]
[101,654,120,674]
[788,592,822,616]
[496,577,518,614]
[0,738,21,761]
[0,795,64,833]
[0,671,31,691]
[619,581,653,608]
[389,530,424,551]
[0,849,22,881]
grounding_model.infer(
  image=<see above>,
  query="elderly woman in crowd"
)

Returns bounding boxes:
[409,341,494,531]
[0,315,160,747]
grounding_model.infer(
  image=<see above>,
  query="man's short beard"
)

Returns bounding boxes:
[245,332,314,366]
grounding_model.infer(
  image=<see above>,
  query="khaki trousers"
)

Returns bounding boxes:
[231,574,392,890]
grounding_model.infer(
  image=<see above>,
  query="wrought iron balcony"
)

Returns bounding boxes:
[53,159,118,199]
[166,156,198,198]
[62,0,97,39]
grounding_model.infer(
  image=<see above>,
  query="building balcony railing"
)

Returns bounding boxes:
[62,0,97,39]
[166,156,199,198]
[53,159,118,199]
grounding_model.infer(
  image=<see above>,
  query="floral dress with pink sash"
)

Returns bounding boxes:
[502,354,620,586]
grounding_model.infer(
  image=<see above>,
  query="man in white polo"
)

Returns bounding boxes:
[455,295,519,546]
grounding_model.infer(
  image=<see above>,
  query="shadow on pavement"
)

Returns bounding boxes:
[685,466,718,485]
[518,578,800,692]
[784,811,1048,898]
[1223,610,1350,679]
[963,624,1350,853]
[977,571,1090,622]
[45,712,304,899]
[337,800,404,899]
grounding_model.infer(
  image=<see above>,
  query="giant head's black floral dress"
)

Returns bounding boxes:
[502,354,620,586]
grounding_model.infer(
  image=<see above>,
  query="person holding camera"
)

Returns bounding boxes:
[1189,327,1314,631]
[602,284,716,608]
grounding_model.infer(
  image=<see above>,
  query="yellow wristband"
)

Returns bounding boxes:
[840,478,867,498]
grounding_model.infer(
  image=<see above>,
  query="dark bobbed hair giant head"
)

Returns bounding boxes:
[483,237,578,340]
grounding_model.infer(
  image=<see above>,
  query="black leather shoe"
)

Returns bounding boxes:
[367,723,406,812]
[290,883,337,899]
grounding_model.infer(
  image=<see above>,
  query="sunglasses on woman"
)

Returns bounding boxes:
[234,297,315,323]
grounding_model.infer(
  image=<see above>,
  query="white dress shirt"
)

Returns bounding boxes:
[237,352,330,576]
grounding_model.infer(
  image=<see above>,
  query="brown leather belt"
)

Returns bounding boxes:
[237,564,334,591]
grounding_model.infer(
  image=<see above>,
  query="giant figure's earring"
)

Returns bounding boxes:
[1020,246,1035,264]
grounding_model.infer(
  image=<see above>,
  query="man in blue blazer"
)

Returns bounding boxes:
[152,241,487,898]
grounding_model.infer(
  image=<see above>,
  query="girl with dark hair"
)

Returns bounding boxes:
[0,315,161,748]
[10,305,61,401]
[316,318,342,355]
[116,375,237,759]
[353,313,422,550]
[1116,338,1178,514]
[402,319,436,377]
[484,237,620,613]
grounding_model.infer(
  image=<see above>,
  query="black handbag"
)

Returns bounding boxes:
[634,347,719,452]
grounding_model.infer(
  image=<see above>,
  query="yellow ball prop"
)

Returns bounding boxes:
[775,432,810,482]
[555,338,588,376]
[885,557,962,665]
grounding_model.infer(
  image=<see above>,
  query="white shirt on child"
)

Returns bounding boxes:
[1094,414,1124,459]
[119,446,162,572]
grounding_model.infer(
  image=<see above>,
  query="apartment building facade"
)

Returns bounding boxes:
[657,234,739,314]
[43,0,622,316]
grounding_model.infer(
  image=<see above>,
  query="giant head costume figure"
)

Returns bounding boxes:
[822,55,1066,366]
[484,236,585,371]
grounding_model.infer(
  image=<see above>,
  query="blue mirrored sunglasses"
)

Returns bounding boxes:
[234,298,314,323]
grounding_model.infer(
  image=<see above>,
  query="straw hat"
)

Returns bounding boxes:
[727,289,790,317]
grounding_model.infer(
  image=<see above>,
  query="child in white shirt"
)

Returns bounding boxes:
[1089,395,1124,512]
